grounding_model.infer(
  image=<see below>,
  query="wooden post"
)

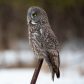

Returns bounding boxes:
[30,59,43,84]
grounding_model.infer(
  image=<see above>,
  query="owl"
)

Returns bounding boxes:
[27,6,60,81]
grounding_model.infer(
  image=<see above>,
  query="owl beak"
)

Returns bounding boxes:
[27,18,37,25]
[30,18,31,22]
[29,18,31,24]
[27,18,32,24]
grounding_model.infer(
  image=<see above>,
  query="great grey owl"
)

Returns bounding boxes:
[27,6,60,81]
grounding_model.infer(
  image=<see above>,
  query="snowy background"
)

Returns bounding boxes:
[0,39,84,84]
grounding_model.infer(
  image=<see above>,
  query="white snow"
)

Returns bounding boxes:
[60,40,84,67]
[0,68,84,84]
[0,50,35,66]
[0,39,84,84]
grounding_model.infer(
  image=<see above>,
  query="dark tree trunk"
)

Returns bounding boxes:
[0,3,13,49]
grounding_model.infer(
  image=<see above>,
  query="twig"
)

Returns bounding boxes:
[30,59,44,84]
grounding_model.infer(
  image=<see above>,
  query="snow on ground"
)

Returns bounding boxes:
[60,39,84,68]
[0,39,84,84]
[0,39,84,68]
[0,68,84,84]
[0,50,35,67]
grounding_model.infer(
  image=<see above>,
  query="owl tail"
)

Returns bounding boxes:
[51,67,60,81]
[53,67,60,78]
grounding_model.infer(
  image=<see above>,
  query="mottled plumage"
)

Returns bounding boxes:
[27,6,60,81]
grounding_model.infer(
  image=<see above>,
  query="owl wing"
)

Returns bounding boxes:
[43,28,60,79]
[43,28,60,65]
[43,28,60,54]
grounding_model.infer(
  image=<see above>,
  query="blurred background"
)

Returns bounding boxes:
[0,0,84,84]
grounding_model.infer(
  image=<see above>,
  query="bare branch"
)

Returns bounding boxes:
[30,59,43,84]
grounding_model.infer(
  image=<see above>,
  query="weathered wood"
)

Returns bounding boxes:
[30,59,43,84]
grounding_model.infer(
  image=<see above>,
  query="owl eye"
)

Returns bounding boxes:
[33,13,37,16]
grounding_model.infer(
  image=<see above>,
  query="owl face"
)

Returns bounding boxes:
[27,7,41,24]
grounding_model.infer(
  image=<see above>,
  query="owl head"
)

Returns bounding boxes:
[27,6,48,25]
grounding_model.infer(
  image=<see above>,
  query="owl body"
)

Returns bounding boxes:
[27,6,60,81]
